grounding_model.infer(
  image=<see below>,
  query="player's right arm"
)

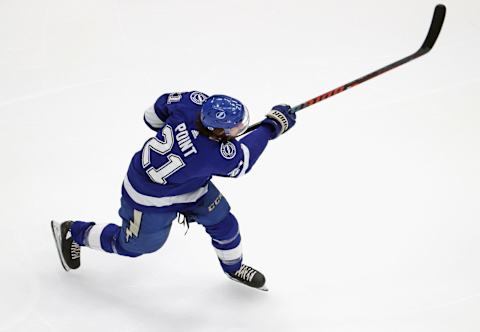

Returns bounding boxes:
[209,104,297,178]
[210,125,272,178]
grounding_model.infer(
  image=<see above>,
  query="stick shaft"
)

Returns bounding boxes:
[242,4,446,135]
[291,51,426,113]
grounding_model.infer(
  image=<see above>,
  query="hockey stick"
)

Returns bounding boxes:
[242,4,446,135]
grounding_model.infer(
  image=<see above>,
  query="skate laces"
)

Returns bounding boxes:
[234,265,257,282]
[71,242,81,260]
[176,213,189,235]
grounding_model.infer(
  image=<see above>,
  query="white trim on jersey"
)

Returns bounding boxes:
[144,105,165,129]
[86,225,104,251]
[123,175,209,208]
[238,143,250,177]
[214,243,243,262]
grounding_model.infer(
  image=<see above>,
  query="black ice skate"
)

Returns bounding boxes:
[51,220,81,271]
[226,264,268,291]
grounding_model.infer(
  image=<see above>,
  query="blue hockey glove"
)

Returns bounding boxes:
[261,104,296,139]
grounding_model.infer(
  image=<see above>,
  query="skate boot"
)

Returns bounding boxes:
[51,220,81,271]
[226,264,268,291]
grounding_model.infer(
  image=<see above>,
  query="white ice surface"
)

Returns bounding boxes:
[1,0,480,331]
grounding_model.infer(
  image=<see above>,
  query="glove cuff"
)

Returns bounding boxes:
[266,110,289,135]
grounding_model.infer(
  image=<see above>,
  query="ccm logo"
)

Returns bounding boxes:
[208,194,223,212]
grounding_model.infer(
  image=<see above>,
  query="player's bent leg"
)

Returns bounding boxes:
[182,182,242,272]
[204,213,243,273]
[200,212,266,290]
[182,182,267,290]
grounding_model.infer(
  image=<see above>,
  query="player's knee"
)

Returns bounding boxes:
[115,245,143,258]
[90,224,141,257]
[116,228,170,256]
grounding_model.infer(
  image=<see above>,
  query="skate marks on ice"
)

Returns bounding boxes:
[37,267,272,332]
[0,225,41,330]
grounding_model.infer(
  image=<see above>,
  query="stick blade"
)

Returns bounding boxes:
[420,4,446,52]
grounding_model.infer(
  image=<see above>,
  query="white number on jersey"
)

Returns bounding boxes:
[142,125,185,184]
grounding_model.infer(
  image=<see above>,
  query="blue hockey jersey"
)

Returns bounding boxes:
[121,91,272,212]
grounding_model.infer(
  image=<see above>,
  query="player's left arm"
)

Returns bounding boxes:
[144,105,165,131]
[144,92,187,131]
[144,91,208,131]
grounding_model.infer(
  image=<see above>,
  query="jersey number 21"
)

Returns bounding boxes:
[142,125,185,184]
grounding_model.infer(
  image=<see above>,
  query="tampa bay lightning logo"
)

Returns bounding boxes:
[220,141,236,160]
[215,111,226,119]
[190,91,208,105]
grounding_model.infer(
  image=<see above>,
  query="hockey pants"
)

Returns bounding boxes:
[70,182,242,273]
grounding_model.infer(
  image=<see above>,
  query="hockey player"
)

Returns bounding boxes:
[51,91,296,291]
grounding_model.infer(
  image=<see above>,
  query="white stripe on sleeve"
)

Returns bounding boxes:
[238,143,250,177]
[144,105,165,129]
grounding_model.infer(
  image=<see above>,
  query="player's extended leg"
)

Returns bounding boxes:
[181,182,267,290]
[51,197,176,271]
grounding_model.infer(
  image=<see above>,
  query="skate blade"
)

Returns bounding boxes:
[226,274,269,292]
[51,220,70,272]
[258,285,269,292]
